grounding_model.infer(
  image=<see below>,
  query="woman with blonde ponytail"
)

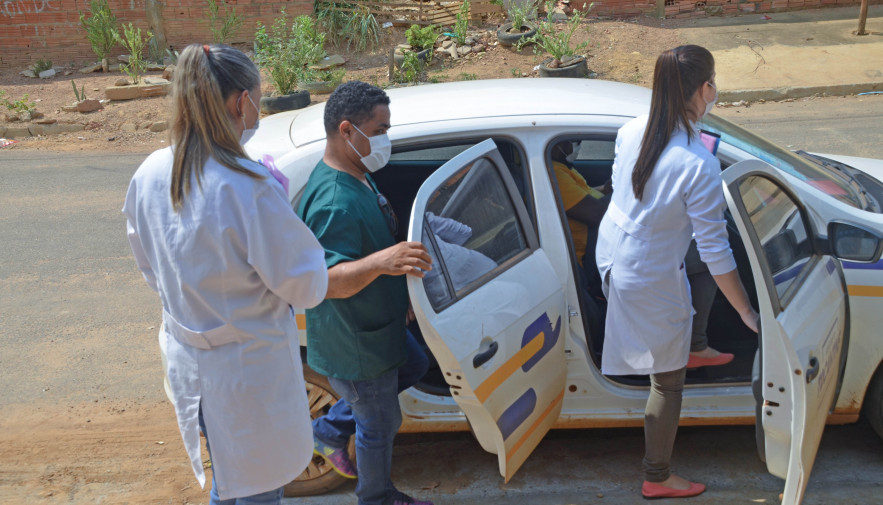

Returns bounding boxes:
[123,44,328,505]
[595,45,758,499]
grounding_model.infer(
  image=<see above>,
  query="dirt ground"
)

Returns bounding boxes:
[0,15,683,505]
[0,16,682,153]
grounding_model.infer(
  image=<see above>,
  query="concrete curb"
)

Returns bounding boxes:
[720,82,883,103]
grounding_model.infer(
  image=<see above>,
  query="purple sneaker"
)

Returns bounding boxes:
[313,437,357,479]
[392,491,433,505]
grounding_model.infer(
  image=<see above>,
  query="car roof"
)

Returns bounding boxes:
[290,78,651,147]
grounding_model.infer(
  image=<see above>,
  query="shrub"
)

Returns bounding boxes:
[115,23,153,84]
[394,51,423,84]
[1,91,37,114]
[33,58,53,74]
[316,3,379,52]
[79,0,118,66]
[405,24,439,51]
[71,80,87,102]
[520,1,591,66]
[507,0,538,32]
[206,0,243,45]
[454,0,470,45]
[254,11,326,95]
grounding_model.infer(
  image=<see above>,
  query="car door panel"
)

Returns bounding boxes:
[408,139,567,482]
[722,160,847,504]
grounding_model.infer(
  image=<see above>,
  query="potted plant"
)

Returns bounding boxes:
[520,1,592,78]
[299,68,346,95]
[394,24,439,70]
[254,11,326,114]
[497,0,538,47]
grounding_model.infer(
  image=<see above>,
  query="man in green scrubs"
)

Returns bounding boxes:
[297,81,434,505]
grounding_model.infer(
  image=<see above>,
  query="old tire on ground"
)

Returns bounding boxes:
[863,365,883,441]
[393,48,431,70]
[496,22,537,47]
[260,91,311,115]
[283,364,356,497]
[299,80,338,95]
[537,56,589,78]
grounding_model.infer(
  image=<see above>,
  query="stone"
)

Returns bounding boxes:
[435,47,448,56]
[39,68,56,79]
[139,83,169,97]
[149,121,169,132]
[118,54,130,63]
[5,113,19,122]
[61,105,79,112]
[43,123,85,135]
[465,36,476,45]
[138,121,153,130]
[31,111,43,119]
[76,99,103,113]
[64,70,73,76]
[458,46,472,57]
[5,126,31,138]
[79,63,102,73]
[448,45,459,59]
[35,118,57,125]
[121,123,137,132]
[18,111,32,122]
[115,78,130,86]
[28,125,44,136]
[0,125,5,136]
[20,69,36,78]
[442,40,453,49]
[472,44,486,53]
[104,81,171,101]
[550,7,569,21]
[310,54,346,71]
[162,65,176,80]
[146,63,165,71]
[105,85,141,101]
[143,76,170,85]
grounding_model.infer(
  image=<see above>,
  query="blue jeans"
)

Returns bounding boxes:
[198,408,284,505]
[314,331,429,505]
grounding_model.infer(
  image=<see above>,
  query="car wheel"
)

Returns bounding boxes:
[862,365,883,441]
[283,364,356,497]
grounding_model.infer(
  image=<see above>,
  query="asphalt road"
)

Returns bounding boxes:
[1,94,882,504]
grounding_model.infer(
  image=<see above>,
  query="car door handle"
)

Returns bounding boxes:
[473,341,499,368]
[805,356,820,384]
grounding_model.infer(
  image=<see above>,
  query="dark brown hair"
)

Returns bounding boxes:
[169,44,263,210]
[632,45,714,200]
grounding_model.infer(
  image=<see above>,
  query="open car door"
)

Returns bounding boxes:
[407,139,567,482]
[723,159,883,504]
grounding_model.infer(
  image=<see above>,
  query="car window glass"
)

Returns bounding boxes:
[575,140,615,161]
[422,157,529,310]
[738,175,813,303]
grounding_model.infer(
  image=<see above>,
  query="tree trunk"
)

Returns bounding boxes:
[146,0,168,58]
[857,0,869,36]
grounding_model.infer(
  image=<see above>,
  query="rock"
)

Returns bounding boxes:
[38,68,56,79]
[448,45,459,59]
[61,105,79,112]
[5,126,31,138]
[20,69,36,78]
[138,121,153,130]
[146,63,165,71]
[139,83,169,97]
[80,63,103,74]
[149,120,169,132]
[0,126,6,136]
[121,122,137,132]
[435,47,448,55]
[115,78,130,86]
[396,44,412,50]
[458,46,472,57]
[28,124,44,136]
[550,7,569,21]
[310,54,346,70]
[43,123,85,135]
[64,70,73,76]
[31,111,43,119]
[106,86,141,101]
[6,113,20,122]
[442,40,453,49]
[18,111,32,122]
[472,44,486,53]
[465,36,476,45]
[76,99,103,113]
[118,54,130,63]
[143,76,170,85]
[162,65,176,80]
[35,118,57,125]
[107,136,116,141]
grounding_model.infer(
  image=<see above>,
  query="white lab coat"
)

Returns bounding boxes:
[123,148,328,499]
[596,116,736,376]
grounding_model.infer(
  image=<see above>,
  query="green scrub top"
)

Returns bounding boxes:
[297,160,408,381]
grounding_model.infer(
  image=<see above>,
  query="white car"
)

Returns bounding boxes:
[244,79,883,503]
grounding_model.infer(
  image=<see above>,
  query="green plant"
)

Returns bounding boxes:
[520,1,591,66]
[507,0,537,32]
[510,67,520,77]
[394,50,423,84]
[458,72,478,81]
[206,0,243,45]
[33,58,53,74]
[315,68,346,85]
[406,24,439,51]
[79,0,118,66]
[316,2,348,47]
[254,11,326,95]
[166,48,180,65]
[454,0,470,45]
[1,92,36,114]
[71,80,87,101]
[114,23,153,84]
[344,4,379,52]
[147,35,164,64]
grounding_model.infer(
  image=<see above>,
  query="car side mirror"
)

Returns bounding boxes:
[828,221,883,263]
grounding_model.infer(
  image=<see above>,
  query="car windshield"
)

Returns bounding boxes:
[701,114,869,211]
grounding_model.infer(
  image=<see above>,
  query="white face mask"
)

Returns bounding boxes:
[238,94,260,145]
[348,123,391,173]
[703,81,718,118]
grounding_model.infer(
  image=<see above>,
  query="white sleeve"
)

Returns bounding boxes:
[122,180,159,292]
[246,184,328,309]
[684,157,737,276]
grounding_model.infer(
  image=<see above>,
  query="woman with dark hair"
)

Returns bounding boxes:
[596,45,758,499]
[123,44,328,504]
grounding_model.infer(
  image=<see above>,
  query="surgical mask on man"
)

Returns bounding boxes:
[703,81,718,118]
[238,94,260,145]
[348,123,392,173]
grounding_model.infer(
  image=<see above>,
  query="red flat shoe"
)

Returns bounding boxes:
[687,352,734,368]
[642,480,706,499]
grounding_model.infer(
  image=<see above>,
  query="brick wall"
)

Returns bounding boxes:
[0,0,312,69]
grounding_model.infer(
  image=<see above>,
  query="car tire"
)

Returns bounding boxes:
[862,364,883,441]
[496,22,537,47]
[537,56,589,78]
[282,364,356,497]
[260,91,311,115]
